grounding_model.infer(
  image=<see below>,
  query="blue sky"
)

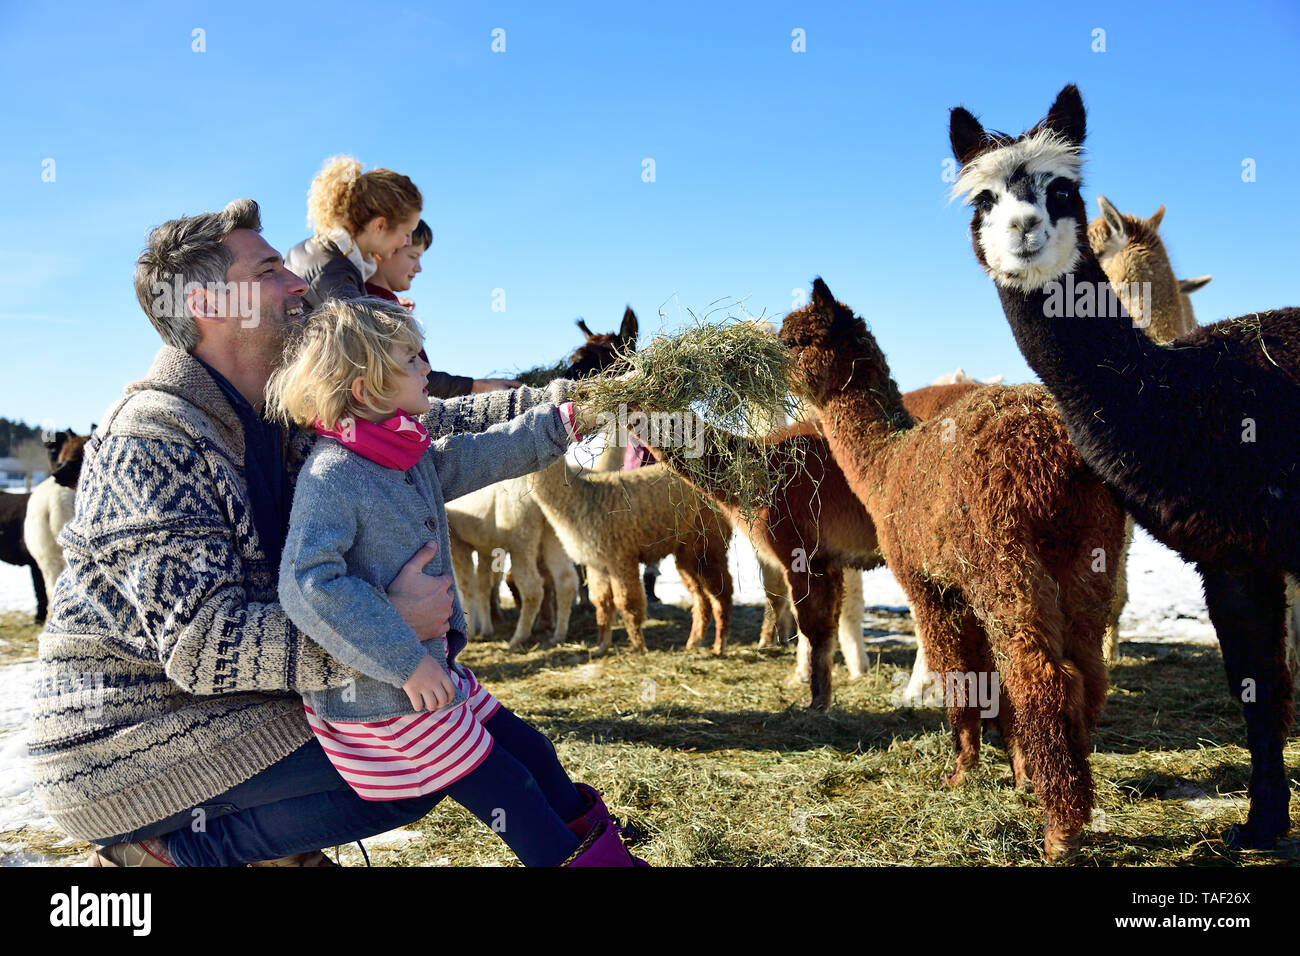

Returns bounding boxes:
[1,0,1297,432]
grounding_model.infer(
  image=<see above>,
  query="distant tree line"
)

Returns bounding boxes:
[0,417,42,458]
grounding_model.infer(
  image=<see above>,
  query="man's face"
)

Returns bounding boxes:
[213,229,308,359]
[373,243,426,293]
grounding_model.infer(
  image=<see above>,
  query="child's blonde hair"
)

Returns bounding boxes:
[267,297,425,431]
[306,155,423,243]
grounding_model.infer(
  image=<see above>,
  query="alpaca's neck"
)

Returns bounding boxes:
[643,413,752,511]
[527,457,571,507]
[995,236,1165,482]
[816,375,911,497]
[1103,247,1188,343]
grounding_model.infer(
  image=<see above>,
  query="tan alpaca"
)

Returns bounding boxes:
[527,459,732,655]
[447,477,578,650]
[1088,198,1211,662]
[1088,197,1196,342]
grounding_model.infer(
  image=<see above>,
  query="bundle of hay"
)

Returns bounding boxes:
[575,316,807,520]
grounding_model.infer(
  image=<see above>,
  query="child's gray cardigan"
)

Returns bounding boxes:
[279,403,573,722]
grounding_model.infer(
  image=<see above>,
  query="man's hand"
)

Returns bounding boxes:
[472,378,523,393]
[402,656,457,711]
[397,296,416,311]
[386,541,454,641]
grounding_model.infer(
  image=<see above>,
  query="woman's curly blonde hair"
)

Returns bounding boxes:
[266,297,426,431]
[306,155,423,243]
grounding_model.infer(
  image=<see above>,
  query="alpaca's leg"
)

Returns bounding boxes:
[787,561,844,711]
[1102,517,1134,664]
[695,543,733,656]
[898,640,940,707]
[1202,568,1292,849]
[506,546,545,651]
[907,587,987,788]
[475,551,497,638]
[534,550,557,635]
[963,619,1030,789]
[999,630,1096,860]
[449,537,480,635]
[676,560,708,651]
[541,531,577,646]
[837,568,867,679]
[490,565,507,629]
[609,561,648,653]
[758,558,795,648]
[588,568,616,656]
[794,635,812,684]
[29,558,48,624]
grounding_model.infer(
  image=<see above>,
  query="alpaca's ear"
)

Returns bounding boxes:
[1147,206,1166,230]
[811,277,835,309]
[1044,84,1086,145]
[949,107,986,163]
[575,318,595,340]
[1097,196,1126,240]
[619,306,638,346]
[1179,275,1212,294]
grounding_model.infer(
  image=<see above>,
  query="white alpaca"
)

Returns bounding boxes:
[931,368,1004,386]
[23,477,77,602]
[446,476,578,650]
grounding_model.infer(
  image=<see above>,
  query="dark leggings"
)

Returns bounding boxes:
[443,704,585,866]
[104,705,586,867]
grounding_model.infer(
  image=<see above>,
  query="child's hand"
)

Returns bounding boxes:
[570,401,605,438]
[403,656,457,711]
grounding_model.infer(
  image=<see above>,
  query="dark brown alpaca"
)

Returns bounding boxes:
[642,384,979,710]
[948,84,1300,850]
[779,278,1126,860]
[0,492,45,623]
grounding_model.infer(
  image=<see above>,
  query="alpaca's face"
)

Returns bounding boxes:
[949,85,1090,293]
[779,279,876,406]
[1086,214,1126,269]
[953,131,1085,292]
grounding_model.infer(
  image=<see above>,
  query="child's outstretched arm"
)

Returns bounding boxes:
[278,467,448,689]
[431,401,583,502]
[420,379,576,440]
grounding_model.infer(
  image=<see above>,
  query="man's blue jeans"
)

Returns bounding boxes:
[93,705,586,866]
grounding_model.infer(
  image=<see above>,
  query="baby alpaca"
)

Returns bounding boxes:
[528,459,732,655]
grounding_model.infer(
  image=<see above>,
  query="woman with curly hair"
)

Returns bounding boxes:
[285,155,422,307]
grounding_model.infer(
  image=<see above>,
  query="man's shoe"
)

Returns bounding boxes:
[91,838,175,867]
[247,850,340,867]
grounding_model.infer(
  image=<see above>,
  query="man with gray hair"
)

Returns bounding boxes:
[27,199,576,866]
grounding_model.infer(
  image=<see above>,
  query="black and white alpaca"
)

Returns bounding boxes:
[949,84,1300,850]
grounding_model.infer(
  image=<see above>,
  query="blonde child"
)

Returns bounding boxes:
[267,297,644,867]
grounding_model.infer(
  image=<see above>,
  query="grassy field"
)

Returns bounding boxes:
[2,603,1298,867]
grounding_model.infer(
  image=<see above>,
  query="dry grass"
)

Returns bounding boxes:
[575,314,808,521]
[3,606,1298,867]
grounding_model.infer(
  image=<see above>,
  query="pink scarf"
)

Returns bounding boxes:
[313,412,432,471]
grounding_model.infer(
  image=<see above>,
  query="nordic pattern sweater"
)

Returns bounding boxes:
[25,345,574,841]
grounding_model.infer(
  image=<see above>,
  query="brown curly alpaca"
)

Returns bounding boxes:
[642,384,979,710]
[780,278,1126,860]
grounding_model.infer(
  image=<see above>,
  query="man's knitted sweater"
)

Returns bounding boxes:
[26,345,573,841]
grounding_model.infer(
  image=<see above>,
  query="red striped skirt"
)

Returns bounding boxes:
[304,661,501,801]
